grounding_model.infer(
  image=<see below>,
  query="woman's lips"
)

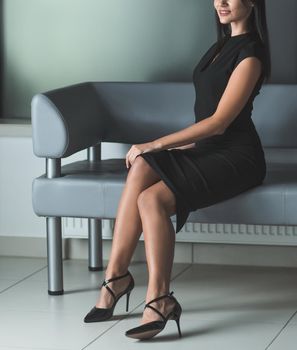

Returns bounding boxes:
[219,10,231,16]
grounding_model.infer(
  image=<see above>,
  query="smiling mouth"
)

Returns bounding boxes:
[219,10,231,15]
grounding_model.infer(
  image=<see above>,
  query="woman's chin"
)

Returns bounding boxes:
[219,18,230,24]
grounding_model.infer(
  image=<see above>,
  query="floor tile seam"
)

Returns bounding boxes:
[264,309,297,349]
[0,265,48,295]
[0,263,191,311]
[171,263,193,282]
[0,278,24,281]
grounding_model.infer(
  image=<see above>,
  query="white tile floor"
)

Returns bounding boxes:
[0,256,296,350]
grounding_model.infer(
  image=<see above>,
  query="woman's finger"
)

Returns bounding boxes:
[131,153,140,166]
[125,152,129,168]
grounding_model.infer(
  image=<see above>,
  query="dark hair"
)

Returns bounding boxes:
[214,0,271,82]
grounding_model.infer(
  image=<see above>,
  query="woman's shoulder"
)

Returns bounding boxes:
[233,36,266,70]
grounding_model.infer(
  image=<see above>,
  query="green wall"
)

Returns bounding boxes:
[2,0,215,119]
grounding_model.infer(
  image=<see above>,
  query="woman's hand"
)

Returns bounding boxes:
[125,141,161,169]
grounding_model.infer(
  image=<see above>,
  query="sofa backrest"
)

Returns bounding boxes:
[92,82,196,144]
[252,84,297,148]
[32,82,297,158]
[93,82,297,148]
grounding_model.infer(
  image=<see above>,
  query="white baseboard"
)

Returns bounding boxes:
[1,236,297,268]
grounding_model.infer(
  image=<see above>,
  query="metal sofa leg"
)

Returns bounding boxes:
[88,218,103,271]
[46,217,64,295]
[87,146,103,271]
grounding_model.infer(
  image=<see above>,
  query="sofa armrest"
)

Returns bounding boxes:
[31,81,105,158]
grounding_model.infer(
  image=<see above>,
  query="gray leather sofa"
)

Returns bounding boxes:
[31,82,297,295]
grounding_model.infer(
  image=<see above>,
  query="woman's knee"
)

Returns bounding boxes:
[137,185,176,216]
[127,155,160,182]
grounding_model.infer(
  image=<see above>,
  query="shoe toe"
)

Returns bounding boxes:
[84,306,111,323]
[125,320,164,337]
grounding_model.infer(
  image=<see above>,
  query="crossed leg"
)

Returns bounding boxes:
[137,178,178,324]
[95,155,178,323]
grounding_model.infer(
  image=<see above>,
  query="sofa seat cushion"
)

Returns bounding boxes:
[33,159,127,218]
[32,153,297,226]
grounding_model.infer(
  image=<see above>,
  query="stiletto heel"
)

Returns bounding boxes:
[125,290,182,340]
[173,313,182,338]
[126,291,131,312]
[84,270,134,323]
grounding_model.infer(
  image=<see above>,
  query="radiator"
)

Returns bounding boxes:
[62,218,297,246]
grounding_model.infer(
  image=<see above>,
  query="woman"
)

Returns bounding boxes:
[84,0,271,340]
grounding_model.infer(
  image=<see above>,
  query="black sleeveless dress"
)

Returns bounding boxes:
[138,30,267,234]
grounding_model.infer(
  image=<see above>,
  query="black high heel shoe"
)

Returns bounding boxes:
[84,270,134,323]
[125,291,182,340]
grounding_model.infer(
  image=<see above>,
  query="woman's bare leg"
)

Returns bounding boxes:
[95,156,161,308]
[137,180,177,324]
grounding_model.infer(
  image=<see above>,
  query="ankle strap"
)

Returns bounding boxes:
[102,270,130,286]
[101,271,132,303]
[145,291,174,307]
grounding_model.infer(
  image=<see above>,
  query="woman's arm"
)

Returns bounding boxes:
[152,57,262,152]
[126,57,262,168]
[168,143,196,150]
